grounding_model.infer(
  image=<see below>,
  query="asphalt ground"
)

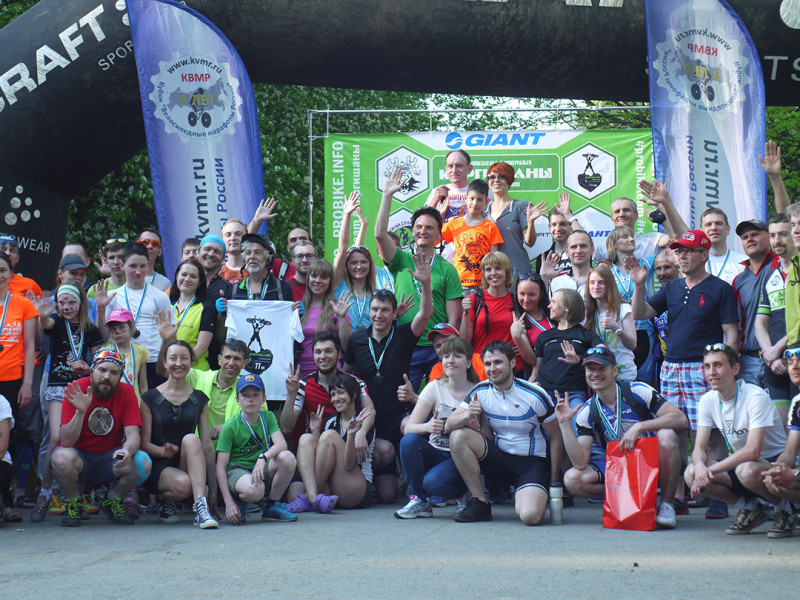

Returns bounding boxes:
[1,497,796,599]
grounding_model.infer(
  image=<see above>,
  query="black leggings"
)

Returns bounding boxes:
[0,461,12,507]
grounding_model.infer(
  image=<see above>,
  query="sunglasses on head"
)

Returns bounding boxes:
[371,289,394,299]
[106,237,127,245]
[517,273,542,283]
[586,347,610,356]
[783,348,800,360]
[347,245,369,255]
[704,343,729,352]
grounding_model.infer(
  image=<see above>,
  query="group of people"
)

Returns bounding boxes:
[1,143,799,540]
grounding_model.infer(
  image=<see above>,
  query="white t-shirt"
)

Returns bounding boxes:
[225,300,303,400]
[705,250,747,285]
[697,380,787,459]
[147,271,171,292]
[417,378,465,451]
[594,231,663,262]
[0,395,14,465]
[549,273,586,298]
[107,283,173,362]
[589,303,636,380]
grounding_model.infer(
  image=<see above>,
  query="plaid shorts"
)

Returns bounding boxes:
[660,360,709,430]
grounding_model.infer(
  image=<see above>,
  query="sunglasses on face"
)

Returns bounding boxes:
[137,239,161,249]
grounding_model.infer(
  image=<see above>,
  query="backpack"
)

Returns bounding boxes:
[589,380,656,450]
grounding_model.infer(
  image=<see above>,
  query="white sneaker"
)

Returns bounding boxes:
[656,501,677,529]
[455,493,470,514]
[394,495,432,519]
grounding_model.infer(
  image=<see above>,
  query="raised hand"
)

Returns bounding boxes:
[555,192,572,218]
[383,168,405,198]
[624,255,648,285]
[395,292,416,318]
[355,204,369,228]
[553,390,580,424]
[638,178,670,207]
[344,191,361,216]
[467,398,482,419]
[64,381,92,414]
[526,200,550,225]
[558,340,579,364]
[309,404,324,433]
[253,197,278,222]
[29,292,55,319]
[155,309,178,341]
[600,315,620,332]
[540,250,559,280]
[331,291,355,318]
[94,278,117,310]
[408,250,431,285]
[510,313,526,340]
[759,140,782,176]
[285,363,302,395]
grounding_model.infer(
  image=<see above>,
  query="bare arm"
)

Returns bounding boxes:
[374,169,403,266]
[333,191,361,289]
[627,257,657,320]
[409,252,434,338]
[760,141,790,214]
[722,321,740,353]
[458,295,473,343]
[247,198,278,233]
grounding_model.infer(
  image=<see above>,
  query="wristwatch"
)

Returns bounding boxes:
[794,468,800,484]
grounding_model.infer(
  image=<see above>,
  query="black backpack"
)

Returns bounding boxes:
[589,380,656,450]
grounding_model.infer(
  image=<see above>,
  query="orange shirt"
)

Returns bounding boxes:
[441,218,504,287]
[8,273,42,297]
[428,353,486,382]
[0,294,38,381]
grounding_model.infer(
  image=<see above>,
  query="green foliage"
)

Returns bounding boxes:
[0,0,38,28]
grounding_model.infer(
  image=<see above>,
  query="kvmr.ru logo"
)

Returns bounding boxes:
[445,132,545,150]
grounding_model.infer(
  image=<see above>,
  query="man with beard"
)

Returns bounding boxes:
[50,350,152,526]
[286,241,317,302]
[197,235,232,301]
[226,234,292,301]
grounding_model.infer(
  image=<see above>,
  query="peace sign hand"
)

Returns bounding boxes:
[285,363,302,395]
[348,408,373,434]
[309,404,325,433]
[510,312,527,339]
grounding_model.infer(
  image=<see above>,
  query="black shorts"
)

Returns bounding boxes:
[376,411,410,448]
[478,439,551,493]
[144,454,182,494]
[724,454,779,501]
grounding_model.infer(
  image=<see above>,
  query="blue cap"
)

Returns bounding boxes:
[236,373,265,393]
[199,234,225,250]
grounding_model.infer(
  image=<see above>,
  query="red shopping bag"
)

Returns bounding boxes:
[603,437,659,531]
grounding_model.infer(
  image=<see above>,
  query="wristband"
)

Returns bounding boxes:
[614,328,622,336]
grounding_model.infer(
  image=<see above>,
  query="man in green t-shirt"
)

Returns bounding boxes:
[215,374,297,524]
[375,168,463,390]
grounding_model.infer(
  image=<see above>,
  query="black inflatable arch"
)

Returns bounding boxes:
[0,0,798,280]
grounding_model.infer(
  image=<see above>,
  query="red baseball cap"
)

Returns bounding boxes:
[426,323,460,342]
[669,229,711,251]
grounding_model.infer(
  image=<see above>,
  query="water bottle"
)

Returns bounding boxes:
[549,482,564,525]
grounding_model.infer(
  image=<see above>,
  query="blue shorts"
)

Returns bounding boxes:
[75,448,151,485]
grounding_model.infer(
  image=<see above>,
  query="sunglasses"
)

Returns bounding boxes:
[371,289,394,299]
[704,343,729,352]
[430,323,453,332]
[783,348,800,360]
[137,239,162,249]
[347,245,369,255]
[105,237,127,244]
[486,174,507,182]
[586,347,611,357]
[517,273,543,283]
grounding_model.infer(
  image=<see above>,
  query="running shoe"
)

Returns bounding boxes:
[49,493,66,515]
[673,497,690,516]
[261,500,298,522]
[705,499,729,519]
[100,494,135,525]
[656,502,677,529]
[454,498,492,523]
[30,494,50,523]
[61,497,84,527]
[82,492,99,514]
[394,495,432,519]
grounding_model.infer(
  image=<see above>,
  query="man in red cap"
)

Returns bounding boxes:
[629,229,739,518]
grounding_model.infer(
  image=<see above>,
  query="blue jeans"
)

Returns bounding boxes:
[399,433,465,499]
[739,354,765,388]
[408,346,439,392]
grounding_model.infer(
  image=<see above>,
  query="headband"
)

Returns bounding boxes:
[200,234,225,250]
[90,349,126,373]
[57,284,82,302]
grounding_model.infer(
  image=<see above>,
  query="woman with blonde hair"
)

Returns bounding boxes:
[584,265,637,380]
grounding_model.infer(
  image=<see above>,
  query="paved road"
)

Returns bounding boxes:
[1,499,796,598]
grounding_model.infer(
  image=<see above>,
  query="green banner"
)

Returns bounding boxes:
[324,130,654,261]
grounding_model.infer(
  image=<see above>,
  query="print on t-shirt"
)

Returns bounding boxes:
[87,406,114,436]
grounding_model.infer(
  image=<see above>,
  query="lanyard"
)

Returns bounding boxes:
[525,313,553,333]
[718,385,738,455]
[352,290,368,330]
[114,340,135,386]
[149,272,156,285]
[595,314,609,345]
[595,385,622,442]
[172,297,197,330]
[706,250,730,279]
[65,319,85,363]
[0,292,10,340]
[123,284,148,326]
[246,277,268,301]
[612,264,633,300]
[240,411,271,451]
[368,327,394,381]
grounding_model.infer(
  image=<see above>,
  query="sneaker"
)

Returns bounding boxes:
[705,499,729,519]
[123,498,140,520]
[313,493,339,514]
[193,497,219,529]
[429,496,448,508]
[656,502,677,529]
[394,495,433,519]
[767,510,797,539]
[31,494,50,523]
[48,493,65,515]
[726,505,768,535]
[261,500,298,522]
[454,497,492,523]
[455,493,469,514]
[158,499,181,524]
[687,495,710,508]
[82,492,99,514]
[286,493,314,514]
[673,497,690,516]
[99,494,135,525]
[61,497,84,527]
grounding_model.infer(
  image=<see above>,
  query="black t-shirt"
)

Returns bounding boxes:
[345,323,420,423]
[534,325,603,392]
[46,315,104,386]
[227,275,292,301]
[142,388,209,447]
[206,272,232,304]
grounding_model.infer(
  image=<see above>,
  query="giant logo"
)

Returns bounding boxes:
[149,53,242,141]
[442,131,546,149]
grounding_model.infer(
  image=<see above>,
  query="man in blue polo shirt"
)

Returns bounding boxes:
[630,229,739,518]
[732,219,779,388]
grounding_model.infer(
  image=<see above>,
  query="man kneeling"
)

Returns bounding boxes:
[447,341,561,525]
[555,346,687,529]
[685,344,788,535]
